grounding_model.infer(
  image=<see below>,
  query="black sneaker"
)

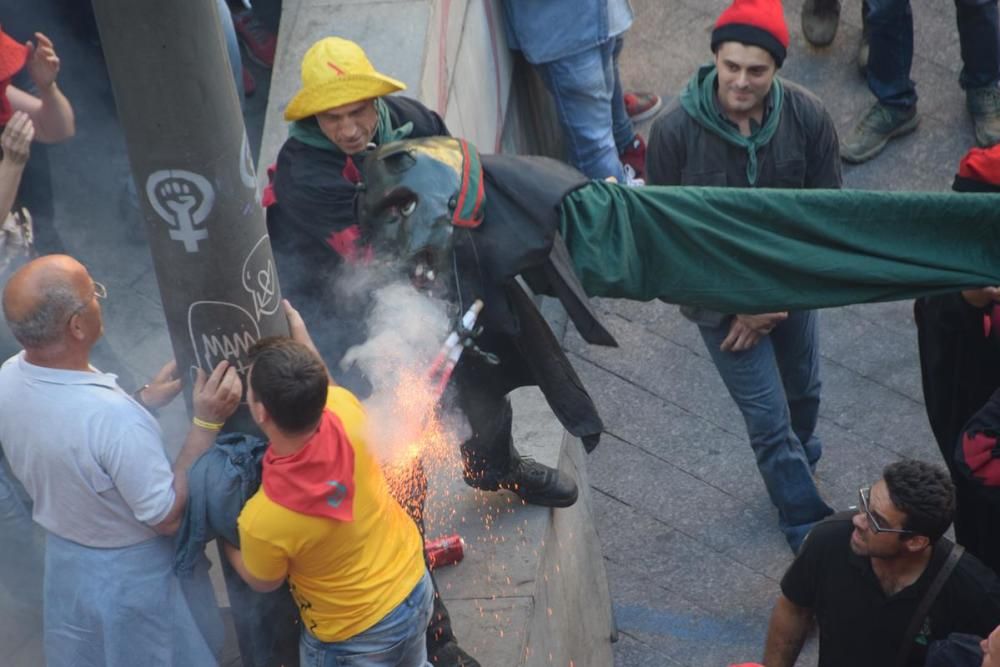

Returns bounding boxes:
[840,102,919,163]
[967,83,1000,147]
[801,0,841,47]
[498,453,579,508]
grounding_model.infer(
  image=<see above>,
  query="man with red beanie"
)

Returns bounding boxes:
[646,0,840,552]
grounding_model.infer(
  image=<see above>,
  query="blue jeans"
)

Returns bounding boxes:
[0,451,44,610]
[219,0,245,100]
[698,311,833,550]
[537,35,636,181]
[299,570,434,667]
[867,0,1000,108]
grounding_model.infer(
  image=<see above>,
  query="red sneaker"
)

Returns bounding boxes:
[242,67,256,97]
[233,11,276,68]
[624,91,663,122]
[619,134,647,180]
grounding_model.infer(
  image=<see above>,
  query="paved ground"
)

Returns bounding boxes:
[598,0,975,664]
[0,0,980,664]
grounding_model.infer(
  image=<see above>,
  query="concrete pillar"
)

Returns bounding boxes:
[91,0,287,422]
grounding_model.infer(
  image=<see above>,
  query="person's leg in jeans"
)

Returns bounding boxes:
[865,0,916,108]
[0,452,44,611]
[955,0,1000,146]
[698,320,833,551]
[770,310,823,470]
[955,0,1000,90]
[609,36,637,155]
[298,571,434,667]
[217,0,245,100]
[536,40,625,181]
[841,0,919,161]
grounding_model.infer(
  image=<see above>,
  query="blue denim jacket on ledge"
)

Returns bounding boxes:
[174,432,300,667]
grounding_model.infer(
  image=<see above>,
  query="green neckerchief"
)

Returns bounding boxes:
[679,64,783,186]
[287,97,414,152]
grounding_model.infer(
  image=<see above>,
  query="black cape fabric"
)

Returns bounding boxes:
[916,173,1000,575]
[449,154,617,446]
[916,293,1000,574]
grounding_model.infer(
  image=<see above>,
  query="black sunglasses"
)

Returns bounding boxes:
[857,487,915,535]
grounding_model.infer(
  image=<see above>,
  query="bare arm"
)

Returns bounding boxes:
[8,33,74,143]
[282,299,335,385]
[221,540,286,593]
[763,594,813,667]
[0,112,33,221]
[151,361,242,535]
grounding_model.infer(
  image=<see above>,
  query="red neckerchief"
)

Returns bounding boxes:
[0,79,13,126]
[262,409,356,521]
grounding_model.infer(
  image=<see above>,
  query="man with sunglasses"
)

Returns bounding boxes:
[0,254,243,665]
[763,459,1000,667]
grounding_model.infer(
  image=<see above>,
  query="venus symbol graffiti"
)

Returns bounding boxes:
[146,169,215,252]
[187,300,261,379]
[242,235,279,321]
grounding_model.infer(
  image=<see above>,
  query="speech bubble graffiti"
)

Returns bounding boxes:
[187,300,261,379]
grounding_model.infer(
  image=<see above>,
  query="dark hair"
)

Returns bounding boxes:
[883,460,955,542]
[248,337,328,435]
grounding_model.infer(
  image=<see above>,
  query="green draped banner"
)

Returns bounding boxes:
[559,181,1000,313]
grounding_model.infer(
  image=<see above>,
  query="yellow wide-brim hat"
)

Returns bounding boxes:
[284,37,406,121]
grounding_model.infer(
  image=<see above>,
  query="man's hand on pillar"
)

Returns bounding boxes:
[283,299,334,385]
[192,361,242,425]
[138,359,182,410]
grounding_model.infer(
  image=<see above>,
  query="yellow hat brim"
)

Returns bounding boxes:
[284,73,407,121]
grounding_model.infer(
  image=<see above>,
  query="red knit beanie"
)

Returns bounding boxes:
[956,144,1000,188]
[0,26,27,82]
[712,0,790,67]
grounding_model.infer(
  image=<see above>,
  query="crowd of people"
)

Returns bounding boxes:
[3,0,1000,666]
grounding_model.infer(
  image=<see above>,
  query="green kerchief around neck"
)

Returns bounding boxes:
[679,64,783,186]
[288,97,415,152]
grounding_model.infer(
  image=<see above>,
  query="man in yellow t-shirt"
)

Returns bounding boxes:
[223,323,431,666]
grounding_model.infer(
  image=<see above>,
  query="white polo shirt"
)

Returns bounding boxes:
[0,353,176,547]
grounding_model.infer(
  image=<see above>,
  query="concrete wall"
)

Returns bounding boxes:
[259,0,562,180]
[259,3,611,664]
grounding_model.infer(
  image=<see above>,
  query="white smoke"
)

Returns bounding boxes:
[341,277,469,465]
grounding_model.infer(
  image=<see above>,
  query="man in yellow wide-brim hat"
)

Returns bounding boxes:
[262,37,481,667]
[266,36,447,269]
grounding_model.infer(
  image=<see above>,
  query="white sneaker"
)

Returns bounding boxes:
[622,163,645,187]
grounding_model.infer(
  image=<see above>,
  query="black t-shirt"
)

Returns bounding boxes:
[781,515,1000,667]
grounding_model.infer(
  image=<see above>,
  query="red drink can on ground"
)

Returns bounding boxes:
[425,534,465,570]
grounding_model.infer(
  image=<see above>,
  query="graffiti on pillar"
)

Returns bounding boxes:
[187,300,261,381]
[240,133,262,205]
[241,235,279,321]
[146,170,215,252]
